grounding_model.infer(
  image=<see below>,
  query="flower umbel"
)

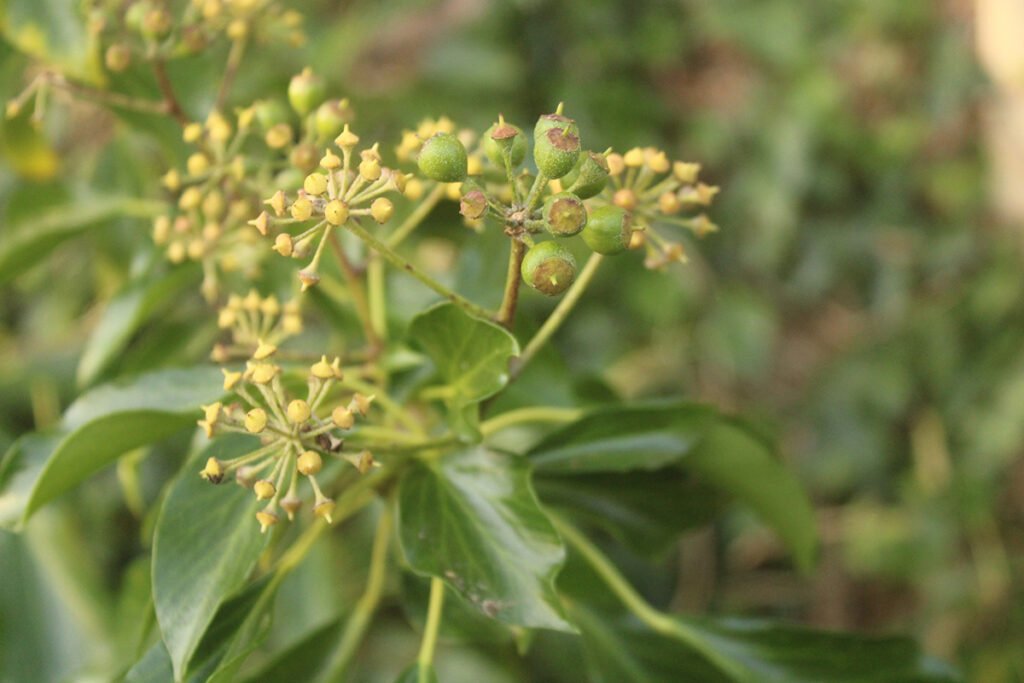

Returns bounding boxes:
[198,346,375,532]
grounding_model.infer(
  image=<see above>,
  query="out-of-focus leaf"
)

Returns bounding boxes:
[394,662,440,683]
[77,264,200,387]
[528,403,817,570]
[1,0,103,82]
[0,366,223,528]
[238,619,341,683]
[0,114,59,180]
[528,401,714,473]
[397,447,571,631]
[567,604,961,683]
[0,197,164,287]
[534,469,722,556]
[687,420,817,572]
[408,303,519,440]
[152,434,268,681]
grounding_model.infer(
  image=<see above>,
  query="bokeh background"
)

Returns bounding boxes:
[2,0,1022,681]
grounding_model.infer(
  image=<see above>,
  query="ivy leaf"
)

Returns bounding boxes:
[567,604,960,683]
[77,264,200,387]
[0,366,223,529]
[528,401,714,473]
[533,469,722,557]
[558,555,960,683]
[397,447,572,632]
[687,420,817,572]
[0,197,163,287]
[527,402,817,571]
[125,576,271,683]
[152,434,269,681]
[408,303,519,440]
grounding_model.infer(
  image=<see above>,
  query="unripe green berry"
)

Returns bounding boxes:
[534,112,574,140]
[417,132,467,183]
[521,241,577,296]
[484,121,527,168]
[543,192,587,237]
[315,99,354,140]
[534,127,581,179]
[288,68,326,116]
[565,151,610,199]
[582,205,632,255]
[254,99,291,131]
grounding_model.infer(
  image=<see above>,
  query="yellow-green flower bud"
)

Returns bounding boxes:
[287,399,311,424]
[245,408,268,433]
[297,450,322,476]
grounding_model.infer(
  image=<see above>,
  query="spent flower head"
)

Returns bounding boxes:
[199,345,376,532]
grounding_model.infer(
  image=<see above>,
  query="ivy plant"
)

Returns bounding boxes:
[0,1,960,682]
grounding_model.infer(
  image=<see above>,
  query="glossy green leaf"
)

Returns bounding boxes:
[152,434,269,681]
[528,402,714,473]
[687,420,817,572]
[77,264,200,387]
[238,619,341,683]
[0,197,164,287]
[408,303,519,439]
[534,469,722,556]
[125,577,270,683]
[0,366,223,528]
[394,662,440,683]
[397,447,571,631]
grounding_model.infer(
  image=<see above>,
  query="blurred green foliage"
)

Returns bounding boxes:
[0,0,1020,681]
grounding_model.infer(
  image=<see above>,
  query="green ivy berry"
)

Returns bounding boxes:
[288,68,326,116]
[254,99,292,131]
[582,205,632,255]
[484,120,527,168]
[315,99,354,140]
[565,151,610,199]
[534,112,574,140]
[543,192,587,237]
[521,241,577,296]
[417,132,468,183]
[535,127,581,179]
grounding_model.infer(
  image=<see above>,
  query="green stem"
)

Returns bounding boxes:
[386,183,446,248]
[215,37,247,111]
[345,219,492,321]
[480,406,583,437]
[329,233,381,354]
[324,503,394,682]
[512,253,602,379]
[524,172,548,211]
[551,514,746,681]
[495,238,526,329]
[367,253,387,344]
[417,577,446,677]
